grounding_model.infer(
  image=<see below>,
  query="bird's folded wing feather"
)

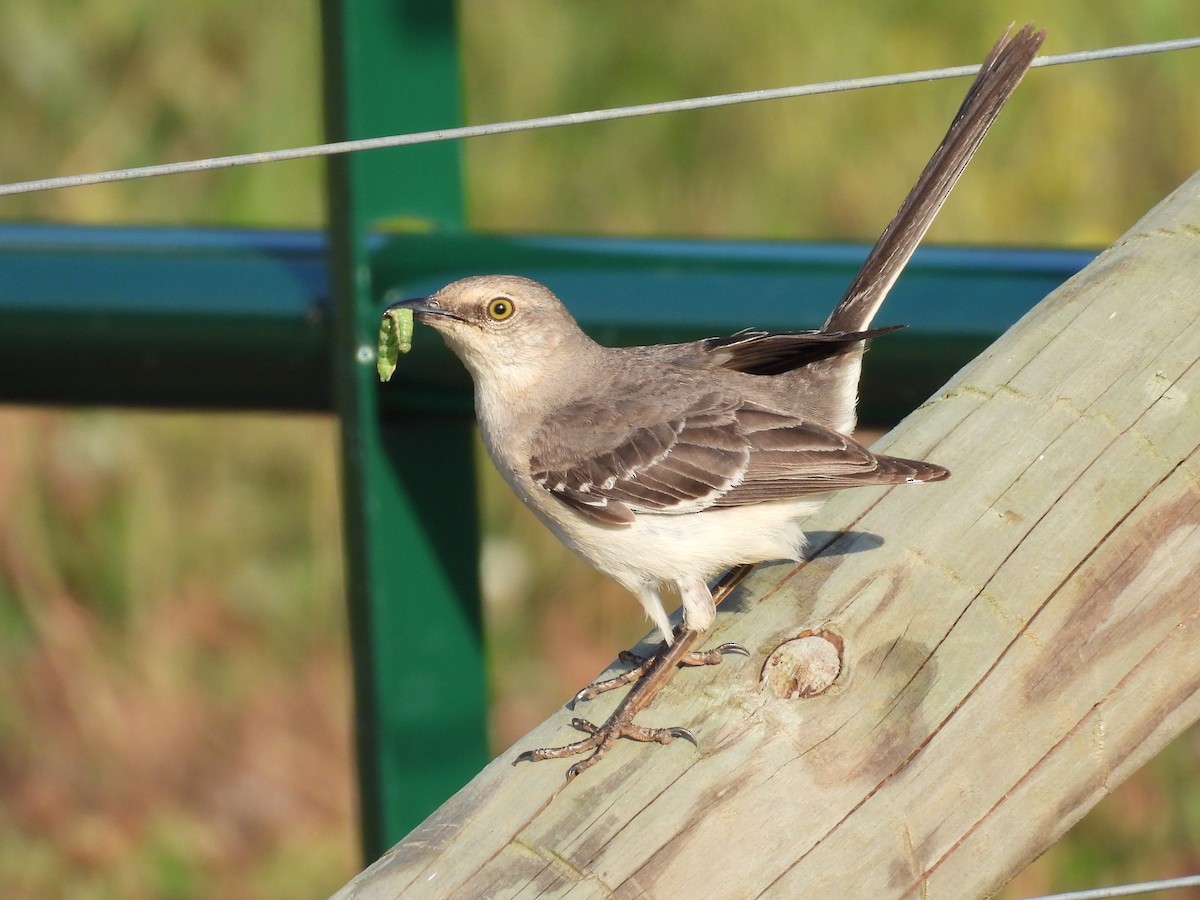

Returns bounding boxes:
[529,391,945,525]
[529,392,747,525]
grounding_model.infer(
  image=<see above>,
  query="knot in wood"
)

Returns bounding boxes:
[760,630,843,699]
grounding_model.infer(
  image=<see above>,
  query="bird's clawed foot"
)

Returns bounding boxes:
[516,637,747,783]
[568,639,749,708]
[515,566,757,783]
[514,713,697,783]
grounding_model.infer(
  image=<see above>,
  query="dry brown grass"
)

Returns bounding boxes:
[0,409,356,897]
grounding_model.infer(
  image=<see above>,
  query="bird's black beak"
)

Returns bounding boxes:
[385,295,433,323]
[384,295,463,325]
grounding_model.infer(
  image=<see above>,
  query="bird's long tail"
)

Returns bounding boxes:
[824,24,1045,335]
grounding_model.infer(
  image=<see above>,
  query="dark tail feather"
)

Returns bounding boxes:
[824,24,1046,334]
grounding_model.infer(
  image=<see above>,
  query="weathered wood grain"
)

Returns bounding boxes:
[333,169,1200,899]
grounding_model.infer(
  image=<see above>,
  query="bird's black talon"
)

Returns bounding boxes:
[570,717,599,735]
[667,726,697,746]
[514,749,537,766]
[714,642,751,658]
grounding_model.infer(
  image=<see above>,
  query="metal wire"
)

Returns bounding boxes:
[0,36,1197,197]
[1021,874,1200,900]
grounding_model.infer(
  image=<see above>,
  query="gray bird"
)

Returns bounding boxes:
[392,275,947,643]
[387,23,1044,776]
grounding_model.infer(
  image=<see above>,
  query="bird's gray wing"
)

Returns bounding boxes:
[529,393,947,525]
[529,391,750,525]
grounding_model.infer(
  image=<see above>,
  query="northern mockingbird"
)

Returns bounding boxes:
[396,275,948,639]
[387,25,1044,779]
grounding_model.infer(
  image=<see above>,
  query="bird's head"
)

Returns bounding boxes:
[386,275,594,393]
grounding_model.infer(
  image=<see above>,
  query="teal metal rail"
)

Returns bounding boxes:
[0,224,329,409]
[0,222,1092,419]
[0,0,1097,863]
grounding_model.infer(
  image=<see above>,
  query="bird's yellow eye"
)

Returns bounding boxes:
[487,297,514,321]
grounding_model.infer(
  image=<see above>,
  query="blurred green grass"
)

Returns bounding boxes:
[2,1,1200,897]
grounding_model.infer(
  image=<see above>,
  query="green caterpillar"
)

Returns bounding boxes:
[377,306,413,382]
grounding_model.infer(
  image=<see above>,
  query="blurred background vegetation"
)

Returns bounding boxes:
[2,1,1199,897]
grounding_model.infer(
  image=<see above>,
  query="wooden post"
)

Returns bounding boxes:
[332,169,1200,899]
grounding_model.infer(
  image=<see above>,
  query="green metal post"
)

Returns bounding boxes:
[320,0,488,858]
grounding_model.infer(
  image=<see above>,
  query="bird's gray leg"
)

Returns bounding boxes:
[516,564,755,782]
